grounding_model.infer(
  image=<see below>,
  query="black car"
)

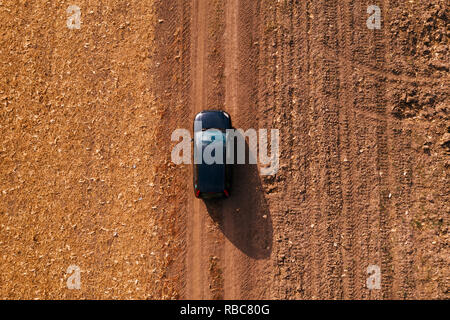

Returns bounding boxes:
[193,110,232,199]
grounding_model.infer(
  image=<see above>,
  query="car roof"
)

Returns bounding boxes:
[196,162,225,192]
[194,110,231,130]
[194,133,227,192]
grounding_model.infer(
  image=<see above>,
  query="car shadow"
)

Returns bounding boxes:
[203,132,273,259]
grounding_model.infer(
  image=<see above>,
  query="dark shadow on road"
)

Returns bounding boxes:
[204,132,273,259]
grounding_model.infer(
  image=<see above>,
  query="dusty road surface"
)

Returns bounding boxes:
[1,1,449,299]
[176,0,449,300]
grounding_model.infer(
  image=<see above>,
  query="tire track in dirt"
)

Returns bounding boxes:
[268,0,293,299]
[337,0,358,299]
[257,0,293,299]
[384,0,417,299]
[223,0,240,300]
[307,1,327,299]
[222,0,272,299]
[186,0,208,299]
[153,0,194,299]
[280,0,308,299]
[269,0,318,300]
[170,0,192,299]
[372,0,393,299]
[266,0,347,299]
[344,0,381,299]
[391,127,416,299]
[376,0,395,299]
[321,0,345,299]
[293,0,313,299]
[349,0,399,299]
[187,0,228,300]
[207,0,228,300]
[351,0,372,299]
[285,0,345,300]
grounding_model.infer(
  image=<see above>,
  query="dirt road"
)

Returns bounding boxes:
[1,0,448,299]
[179,0,449,299]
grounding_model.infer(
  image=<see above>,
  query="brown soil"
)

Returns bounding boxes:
[1,0,448,299]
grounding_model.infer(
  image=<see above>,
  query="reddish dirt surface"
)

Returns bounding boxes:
[174,0,449,300]
[0,0,182,299]
[1,0,449,299]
